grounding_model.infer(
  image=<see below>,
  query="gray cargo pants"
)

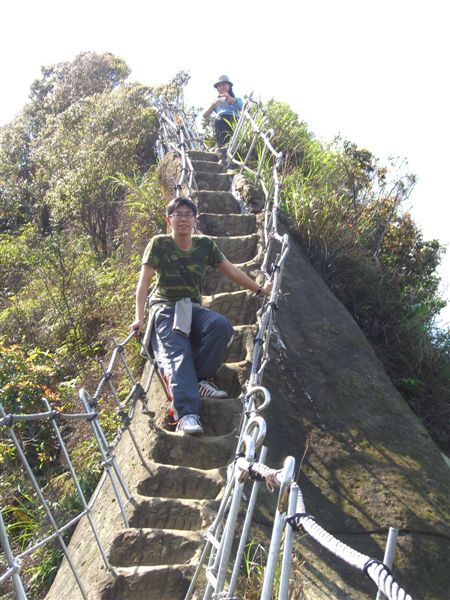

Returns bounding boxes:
[151,304,233,418]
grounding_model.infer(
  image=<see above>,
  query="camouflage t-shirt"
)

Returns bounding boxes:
[142,234,226,304]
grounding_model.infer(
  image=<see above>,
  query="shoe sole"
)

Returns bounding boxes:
[176,427,203,435]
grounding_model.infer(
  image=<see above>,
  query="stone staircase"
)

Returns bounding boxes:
[98,150,264,600]
[45,149,450,600]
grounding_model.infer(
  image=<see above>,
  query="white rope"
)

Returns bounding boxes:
[226,444,415,599]
[235,457,282,491]
[287,490,413,600]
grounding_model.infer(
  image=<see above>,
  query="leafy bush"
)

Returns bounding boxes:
[34,84,158,254]
[0,340,69,469]
[0,226,36,301]
[0,52,171,597]
[0,337,124,598]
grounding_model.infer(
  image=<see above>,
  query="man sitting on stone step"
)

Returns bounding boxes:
[131,196,272,435]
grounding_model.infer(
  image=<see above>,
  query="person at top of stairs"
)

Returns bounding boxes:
[131,196,271,435]
[203,75,243,155]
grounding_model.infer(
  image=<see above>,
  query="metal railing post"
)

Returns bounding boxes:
[78,389,130,527]
[0,509,27,599]
[228,445,268,596]
[375,528,399,600]
[42,399,110,570]
[202,437,255,600]
[260,456,295,600]
[0,403,89,599]
[278,482,299,600]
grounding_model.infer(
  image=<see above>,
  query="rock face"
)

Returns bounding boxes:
[46,151,450,600]
[157,151,191,200]
[258,232,450,598]
[233,172,265,213]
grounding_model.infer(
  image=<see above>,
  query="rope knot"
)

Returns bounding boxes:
[362,558,393,579]
[247,462,265,482]
[285,512,314,532]
[0,414,14,427]
[233,451,245,464]
[49,410,61,423]
[118,410,130,426]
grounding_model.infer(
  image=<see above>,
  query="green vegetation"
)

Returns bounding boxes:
[0,52,167,597]
[237,537,304,599]
[0,52,448,596]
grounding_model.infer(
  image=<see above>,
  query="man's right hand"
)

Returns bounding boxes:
[131,319,143,337]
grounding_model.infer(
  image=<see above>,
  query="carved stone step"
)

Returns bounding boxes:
[100,564,193,600]
[216,361,251,398]
[204,260,260,295]
[149,429,237,469]
[194,190,240,214]
[195,171,232,192]
[155,396,241,438]
[227,325,256,362]
[108,528,202,567]
[211,233,259,263]
[200,397,242,436]
[222,360,253,393]
[188,150,218,162]
[204,290,259,325]
[137,463,223,500]
[190,159,223,173]
[199,212,257,236]
[128,495,218,530]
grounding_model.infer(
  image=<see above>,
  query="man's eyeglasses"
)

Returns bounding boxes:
[170,212,195,219]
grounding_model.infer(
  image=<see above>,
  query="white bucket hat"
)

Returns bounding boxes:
[213,75,233,89]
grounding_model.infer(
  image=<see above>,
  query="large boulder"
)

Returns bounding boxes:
[233,173,265,213]
[157,151,190,201]
[259,228,450,598]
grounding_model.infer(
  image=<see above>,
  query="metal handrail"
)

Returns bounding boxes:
[0,332,157,599]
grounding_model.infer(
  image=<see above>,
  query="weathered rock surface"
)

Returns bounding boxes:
[157,151,191,201]
[259,227,450,598]
[233,172,265,213]
[46,151,450,600]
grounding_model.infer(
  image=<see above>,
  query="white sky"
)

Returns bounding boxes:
[1,0,449,326]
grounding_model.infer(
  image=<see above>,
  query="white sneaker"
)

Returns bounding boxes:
[198,379,227,398]
[176,414,203,435]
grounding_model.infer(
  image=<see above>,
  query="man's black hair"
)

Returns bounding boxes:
[166,197,198,217]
